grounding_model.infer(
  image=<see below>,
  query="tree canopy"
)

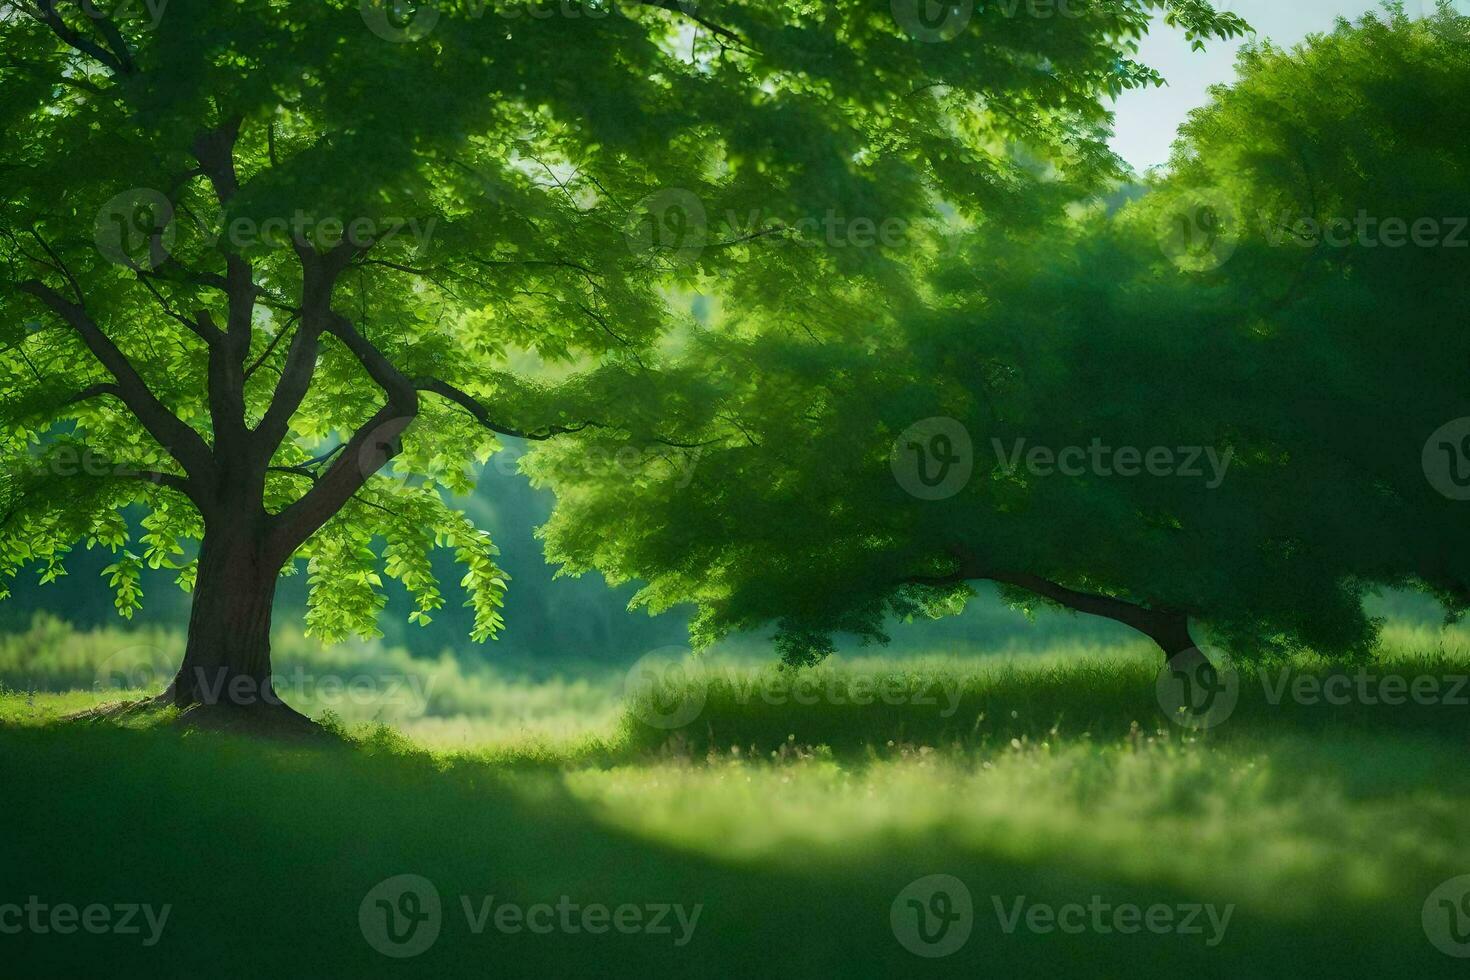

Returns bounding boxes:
[0,0,1248,708]
[529,5,1470,666]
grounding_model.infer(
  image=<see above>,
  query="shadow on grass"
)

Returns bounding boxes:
[0,718,1458,979]
[614,654,1470,762]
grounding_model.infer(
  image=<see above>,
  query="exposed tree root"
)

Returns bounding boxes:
[67,692,330,742]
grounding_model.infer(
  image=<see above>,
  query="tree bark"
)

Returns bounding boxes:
[167,525,283,710]
[985,571,1204,667]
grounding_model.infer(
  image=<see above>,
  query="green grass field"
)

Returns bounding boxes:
[4,620,1470,977]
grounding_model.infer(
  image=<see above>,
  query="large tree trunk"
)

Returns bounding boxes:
[1131,607,1201,666]
[170,529,276,707]
[162,524,315,733]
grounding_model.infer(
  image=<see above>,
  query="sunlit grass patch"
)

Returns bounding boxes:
[5,628,1470,977]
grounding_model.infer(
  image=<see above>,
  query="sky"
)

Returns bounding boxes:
[1109,0,1459,171]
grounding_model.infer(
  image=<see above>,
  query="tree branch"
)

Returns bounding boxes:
[190,116,243,204]
[28,228,84,305]
[18,280,213,480]
[242,315,298,383]
[134,272,224,344]
[115,469,191,493]
[252,318,321,457]
[70,0,136,74]
[19,1,128,75]
[192,118,257,452]
[636,0,749,50]
[325,312,418,406]
[263,406,413,566]
[266,464,319,483]
[416,376,716,449]
[414,377,596,441]
[900,548,1199,661]
[262,309,418,563]
[251,240,362,464]
[62,382,125,407]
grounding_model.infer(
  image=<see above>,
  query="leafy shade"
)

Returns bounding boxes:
[529,7,1469,666]
[0,0,1242,707]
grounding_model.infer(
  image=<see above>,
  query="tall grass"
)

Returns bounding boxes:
[0,614,628,736]
[5,617,1470,976]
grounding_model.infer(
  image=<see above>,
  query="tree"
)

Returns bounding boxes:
[528,278,1320,669]
[529,6,1467,668]
[0,0,1241,723]
[1145,4,1470,622]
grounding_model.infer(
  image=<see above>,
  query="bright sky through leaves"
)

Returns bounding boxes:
[1111,0,1465,170]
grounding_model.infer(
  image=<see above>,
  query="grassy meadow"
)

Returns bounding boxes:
[4,617,1470,977]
